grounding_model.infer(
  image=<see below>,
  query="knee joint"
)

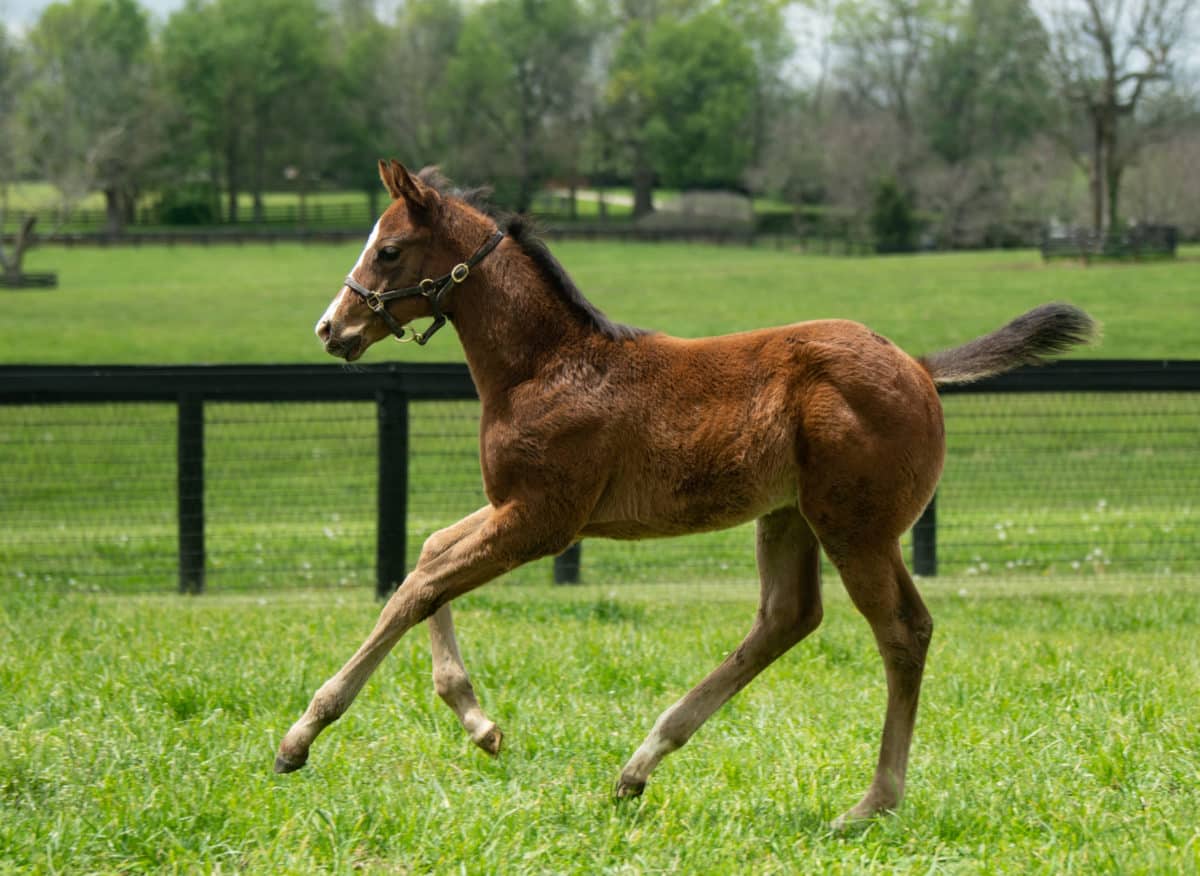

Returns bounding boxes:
[797,601,824,638]
[433,667,474,702]
[311,689,346,724]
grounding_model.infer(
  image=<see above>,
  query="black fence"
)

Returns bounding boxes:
[1,361,1197,595]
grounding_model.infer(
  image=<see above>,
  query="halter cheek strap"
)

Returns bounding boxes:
[344,229,505,346]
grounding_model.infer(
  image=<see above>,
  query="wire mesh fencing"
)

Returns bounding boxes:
[0,368,1196,593]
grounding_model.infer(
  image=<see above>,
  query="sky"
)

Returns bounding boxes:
[4,0,183,31]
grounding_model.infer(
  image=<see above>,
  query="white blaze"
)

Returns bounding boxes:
[316,218,381,334]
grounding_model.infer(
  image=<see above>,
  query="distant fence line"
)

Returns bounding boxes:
[1041,225,1179,261]
[7,226,822,248]
[1,360,1197,595]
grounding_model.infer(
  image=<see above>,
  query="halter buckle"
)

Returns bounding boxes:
[450,263,469,283]
[393,313,447,345]
[364,291,383,311]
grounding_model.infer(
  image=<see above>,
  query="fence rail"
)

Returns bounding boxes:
[1,360,1197,594]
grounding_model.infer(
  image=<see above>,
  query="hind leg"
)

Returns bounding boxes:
[429,605,502,754]
[829,542,933,827]
[616,506,822,796]
[420,508,503,754]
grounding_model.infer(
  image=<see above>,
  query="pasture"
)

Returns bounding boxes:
[7,241,1200,363]
[2,240,1199,871]
[2,580,1199,872]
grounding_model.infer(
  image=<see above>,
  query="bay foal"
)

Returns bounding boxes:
[280,160,1096,825]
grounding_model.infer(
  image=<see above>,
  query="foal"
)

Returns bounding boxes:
[280,160,1095,825]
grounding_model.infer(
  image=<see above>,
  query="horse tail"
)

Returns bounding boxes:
[919,303,1098,386]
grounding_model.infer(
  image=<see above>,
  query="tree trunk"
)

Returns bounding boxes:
[104,188,123,235]
[366,186,380,222]
[252,124,266,224]
[632,143,654,219]
[209,144,223,222]
[1106,163,1123,232]
[122,187,138,225]
[0,215,36,283]
[1105,122,1122,232]
[1089,113,1105,234]
[226,137,240,224]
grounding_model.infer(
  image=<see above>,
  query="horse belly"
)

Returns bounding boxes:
[582,445,796,540]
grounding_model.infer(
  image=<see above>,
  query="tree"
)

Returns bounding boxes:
[1043,0,1198,232]
[163,0,334,223]
[920,0,1051,165]
[442,0,594,212]
[370,0,466,204]
[20,0,166,233]
[832,0,946,137]
[644,11,759,189]
[605,4,760,215]
[0,23,35,283]
[914,0,1054,245]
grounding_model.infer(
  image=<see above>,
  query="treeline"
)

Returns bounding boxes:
[1,0,1197,246]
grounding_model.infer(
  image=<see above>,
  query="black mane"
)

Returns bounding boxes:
[501,216,646,343]
[417,167,646,343]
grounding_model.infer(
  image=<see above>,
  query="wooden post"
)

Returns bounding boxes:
[177,394,205,594]
[376,390,409,599]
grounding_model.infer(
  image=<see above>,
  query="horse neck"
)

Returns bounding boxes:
[438,213,593,400]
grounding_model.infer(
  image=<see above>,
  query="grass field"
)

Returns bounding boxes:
[2,240,1198,871]
[2,579,1199,872]
[7,242,1200,363]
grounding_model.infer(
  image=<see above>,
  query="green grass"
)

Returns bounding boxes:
[6,243,1200,363]
[1,579,1198,872]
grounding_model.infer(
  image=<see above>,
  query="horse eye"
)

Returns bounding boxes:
[378,246,401,263]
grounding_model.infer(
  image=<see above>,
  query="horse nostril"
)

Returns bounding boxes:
[316,319,332,342]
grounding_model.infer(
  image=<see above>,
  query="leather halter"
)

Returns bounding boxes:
[343,229,505,346]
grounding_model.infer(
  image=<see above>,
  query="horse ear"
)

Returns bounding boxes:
[378,159,436,212]
[378,159,404,200]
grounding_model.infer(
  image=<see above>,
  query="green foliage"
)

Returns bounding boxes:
[153,183,220,225]
[19,0,161,218]
[642,10,759,188]
[162,0,336,217]
[870,176,920,253]
[0,24,21,182]
[606,6,760,192]
[442,0,594,210]
[334,1,463,198]
[920,0,1051,164]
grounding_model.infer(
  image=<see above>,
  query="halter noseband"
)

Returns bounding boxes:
[343,229,505,346]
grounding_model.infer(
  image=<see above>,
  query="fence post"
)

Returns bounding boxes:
[554,542,582,584]
[177,393,205,594]
[376,389,409,599]
[912,492,937,577]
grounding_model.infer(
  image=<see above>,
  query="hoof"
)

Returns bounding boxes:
[273,750,308,774]
[831,799,895,832]
[472,722,503,756]
[614,776,645,799]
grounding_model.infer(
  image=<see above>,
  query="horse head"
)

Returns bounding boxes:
[316,160,445,360]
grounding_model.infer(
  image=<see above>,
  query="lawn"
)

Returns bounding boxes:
[7,242,1200,363]
[1,578,1198,873]
[1,240,1197,870]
